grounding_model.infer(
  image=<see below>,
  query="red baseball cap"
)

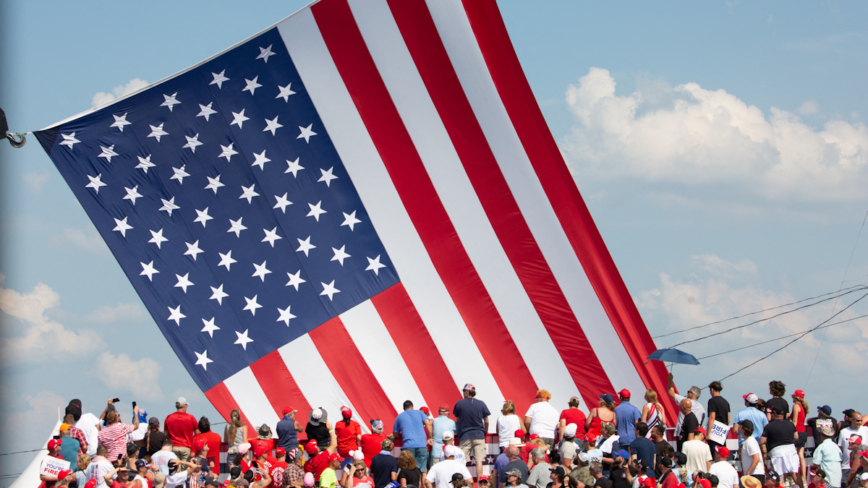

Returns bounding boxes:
[479,476,490,482]
[642,478,656,488]
[420,406,430,415]
[696,479,712,488]
[514,430,524,438]
[716,446,730,458]
[857,450,868,460]
[793,389,805,399]
[305,440,318,454]
[282,406,297,415]
[253,445,267,458]
[341,406,352,419]
[57,470,72,481]
[439,404,450,413]
[695,427,707,436]
[85,480,97,488]
[328,452,342,463]
[276,447,286,457]
[529,434,540,440]
[48,439,62,450]
[193,439,206,453]
[850,435,863,445]
[619,389,631,398]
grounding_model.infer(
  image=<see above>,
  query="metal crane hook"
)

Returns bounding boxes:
[1,107,27,148]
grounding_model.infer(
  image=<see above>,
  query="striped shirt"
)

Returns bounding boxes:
[98,423,136,461]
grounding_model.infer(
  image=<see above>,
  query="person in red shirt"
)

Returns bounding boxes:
[269,448,289,488]
[193,417,223,475]
[360,420,388,468]
[559,397,587,440]
[40,440,72,488]
[304,421,337,481]
[656,457,678,488]
[103,467,134,488]
[249,425,275,459]
[335,407,362,462]
[164,397,198,461]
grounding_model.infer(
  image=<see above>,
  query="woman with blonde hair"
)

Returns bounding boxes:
[344,460,373,488]
[790,389,809,484]
[640,389,666,438]
[498,400,526,453]
[224,409,248,456]
[585,394,616,442]
[396,450,422,487]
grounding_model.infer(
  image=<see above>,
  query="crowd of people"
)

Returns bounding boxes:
[38,378,868,488]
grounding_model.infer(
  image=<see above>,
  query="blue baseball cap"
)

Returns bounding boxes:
[616,450,629,459]
[818,405,832,415]
[599,393,615,404]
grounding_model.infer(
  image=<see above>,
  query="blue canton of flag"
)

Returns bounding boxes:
[35,28,399,391]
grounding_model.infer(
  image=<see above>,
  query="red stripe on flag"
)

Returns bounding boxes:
[459,0,673,417]
[310,0,538,406]
[371,283,462,412]
[385,0,617,408]
[249,350,313,431]
[308,317,399,432]
[205,382,252,427]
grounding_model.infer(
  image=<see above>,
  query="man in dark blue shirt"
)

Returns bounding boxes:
[370,439,398,488]
[453,383,491,478]
[276,406,301,452]
[629,422,656,477]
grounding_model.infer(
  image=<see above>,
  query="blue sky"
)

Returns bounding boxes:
[2,0,867,477]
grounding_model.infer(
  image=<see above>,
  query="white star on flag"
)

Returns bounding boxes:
[341,211,361,231]
[273,193,292,213]
[227,217,247,237]
[194,208,213,227]
[251,150,270,170]
[174,273,194,293]
[235,329,254,350]
[201,318,220,337]
[307,201,327,221]
[320,280,340,301]
[252,261,271,282]
[140,261,159,281]
[205,175,225,194]
[167,305,185,325]
[318,167,338,187]
[331,245,351,266]
[231,109,250,129]
[86,174,107,193]
[239,184,260,204]
[276,83,296,102]
[243,295,262,316]
[218,251,237,271]
[262,227,283,247]
[198,103,217,121]
[209,285,228,305]
[113,217,133,237]
[161,93,181,111]
[148,229,168,249]
[148,123,169,142]
[296,236,316,256]
[136,155,155,173]
[366,255,386,276]
[60,132,80,150]
[286,270,306,291]
[298,124,317,143]
[243,76,262,95]
[285,158,304,177]
[98,145,119,163]
[183,134,203,153]
[277,306,296,326]
[257,44,276,63]
[263,116,283,135]
[111,113,132,132]
[184,240,204,261]
[171,165,190,184]
[123,186,143,205]
[210,70,229,88]
[194,350,212,370]
[159,197,180,216]
[219,143,239,162]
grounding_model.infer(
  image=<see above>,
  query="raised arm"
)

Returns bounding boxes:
[326,420,338,454]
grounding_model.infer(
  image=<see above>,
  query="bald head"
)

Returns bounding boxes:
[680,399,692,414]
[506,446,520,460]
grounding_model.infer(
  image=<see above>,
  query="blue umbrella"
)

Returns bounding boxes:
[647,348,699,371]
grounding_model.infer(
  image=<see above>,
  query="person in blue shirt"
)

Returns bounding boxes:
[393,400,433,473]
[733,393,768,447]
[430,404,457,467]
[453,383,491,479]
[614,389,641,447]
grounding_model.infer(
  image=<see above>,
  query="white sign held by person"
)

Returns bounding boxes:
[40,456,70,477]
[708,421,731,445]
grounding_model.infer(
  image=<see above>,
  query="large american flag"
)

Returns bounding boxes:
[35,0,671,433]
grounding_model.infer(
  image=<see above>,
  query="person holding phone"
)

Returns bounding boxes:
[98,400,140,463]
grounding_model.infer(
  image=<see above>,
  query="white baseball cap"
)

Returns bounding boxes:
[442,431,454,441]
[564,423,578,437]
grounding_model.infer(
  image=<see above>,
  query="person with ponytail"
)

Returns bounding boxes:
[790,390,809,484]
[335,407,362,467]
[225,410,248,456]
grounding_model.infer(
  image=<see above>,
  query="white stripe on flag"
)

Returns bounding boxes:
[276,334,370,434]
[426,0,647,397]
[347,0,580,408]
[223,368,281,430]
[277,9,507,413]
[339,300,427,411]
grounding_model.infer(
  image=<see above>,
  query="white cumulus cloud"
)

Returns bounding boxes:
[49,226,111,255]
[85,302,149,324]
[561,68,868,202]
[0,274,105,362]
[97,352,163,400]
[91,78,149,108]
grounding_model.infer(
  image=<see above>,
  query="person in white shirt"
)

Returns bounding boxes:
[498,401,525,453]
[425,446,472,488]
[738,420,765,480]
[151,440,179,475]
[667,374,706,440]
[839,412,868,481]
[524,390,559,447]
[84,446,114,488]
[76,411,102,457]
[682,437,712,477]
[708,446,739,488]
